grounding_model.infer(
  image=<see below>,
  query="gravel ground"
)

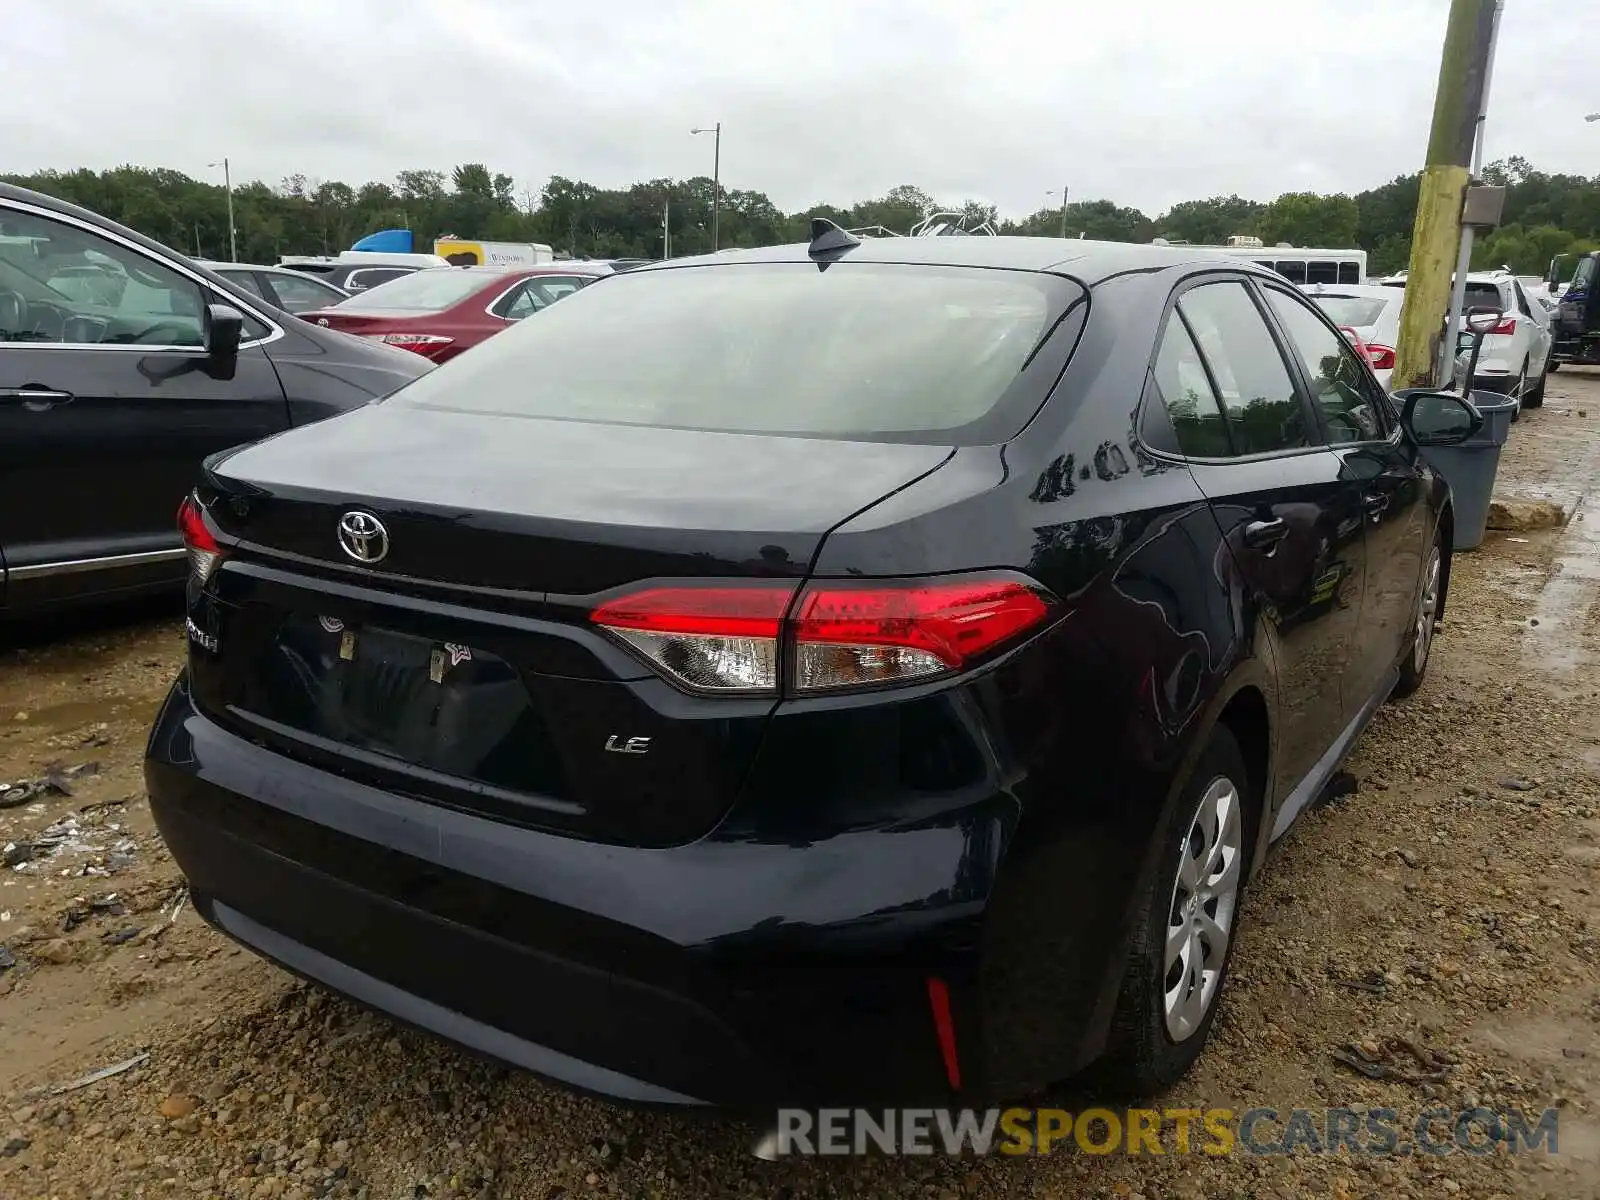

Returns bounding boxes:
[1,373,1599,1199]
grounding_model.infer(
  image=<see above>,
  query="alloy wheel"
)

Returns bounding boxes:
[1163,775,1244,1041]
[1413,545,1442,674]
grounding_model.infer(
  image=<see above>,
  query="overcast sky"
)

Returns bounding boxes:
[5,0,1598,220]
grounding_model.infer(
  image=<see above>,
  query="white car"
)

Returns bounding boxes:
[1299,283,1403,390]
[1382,270,1553,409]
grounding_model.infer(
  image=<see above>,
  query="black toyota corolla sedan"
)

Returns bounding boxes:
[145,224,1483,1106]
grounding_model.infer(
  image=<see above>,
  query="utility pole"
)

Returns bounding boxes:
[1046,186,1069,238]
[692,123,721,251]
[1392,0,1500,390]
[1439,0,1504,384]
[209,157,237,261]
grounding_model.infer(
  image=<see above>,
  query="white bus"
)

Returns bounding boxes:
[1151,236,1368,286]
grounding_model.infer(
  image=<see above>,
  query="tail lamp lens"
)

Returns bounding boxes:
[590,573,1059,696]
[177,495,223,584]
[1365,343,1397,370]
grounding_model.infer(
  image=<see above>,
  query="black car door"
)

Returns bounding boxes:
[1260,284,1430,707]
[1143,276,1368,834]
[0,198,288,610]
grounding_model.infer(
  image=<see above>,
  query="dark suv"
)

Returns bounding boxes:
[0,184,432,614]
[146,227,1482,1105]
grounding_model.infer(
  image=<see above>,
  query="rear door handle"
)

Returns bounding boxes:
[0,387,73,411]
[1243,518,1289,548]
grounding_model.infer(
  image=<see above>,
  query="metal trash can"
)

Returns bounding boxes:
[1421,390,1517,552]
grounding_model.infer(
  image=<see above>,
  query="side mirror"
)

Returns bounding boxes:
[203,303,243,363]
[1398,389,1483,447]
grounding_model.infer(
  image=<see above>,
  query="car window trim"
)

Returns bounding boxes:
[1137,269,1323,463]
[1132,268,1316,465]
[486,277,532,319]
[0,198,284,352]
[1255,280,1396,449]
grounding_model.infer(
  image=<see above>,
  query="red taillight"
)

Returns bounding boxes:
[926,977,963,1091]
[1365,343,1397,370]
[176,494,222,583]
[374,332,454,357]
[1489,317,1516,336]
[590,573,1060,696]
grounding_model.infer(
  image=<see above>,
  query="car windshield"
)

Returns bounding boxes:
[394,262,1073,442]
[1310,296,1389,327]
[334,268,495,313]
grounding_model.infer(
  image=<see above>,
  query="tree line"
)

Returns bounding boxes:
[5,155,1597,277]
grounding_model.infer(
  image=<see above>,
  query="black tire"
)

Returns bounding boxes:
[1093,726,1253,1098]
[1525,356,1547,408]
[1392,527,1443,700]
[1549,360,1561,373]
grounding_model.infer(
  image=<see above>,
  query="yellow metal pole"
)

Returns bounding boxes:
[1392,0,1500,390]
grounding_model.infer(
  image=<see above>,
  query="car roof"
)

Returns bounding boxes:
[626,235,1271,285]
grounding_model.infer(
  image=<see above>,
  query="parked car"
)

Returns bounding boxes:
[301,264,607,362]
[277,252,446,294]
[200,262,351,314]
[1383,269,1552,408]
[0,182,432,615]
[148,228,1480,1107]
[1299,282,1403,389]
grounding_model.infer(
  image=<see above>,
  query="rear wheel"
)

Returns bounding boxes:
[1525,353,1548,408]
[1095,727,1250,1096]
[1392,530,1443,700]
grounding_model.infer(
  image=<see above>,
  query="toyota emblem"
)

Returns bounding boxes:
[337,510,389,564]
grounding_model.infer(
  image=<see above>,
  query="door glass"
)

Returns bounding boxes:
[267,271,346,313]
[1148,316,1232,457]
[1176,281,1308,455]
[0,207,205,346]
[1265,289,1386,444]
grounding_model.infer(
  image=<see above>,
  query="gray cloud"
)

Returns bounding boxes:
[5,0,1597,220]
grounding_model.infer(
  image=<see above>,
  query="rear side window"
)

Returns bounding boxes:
[1177,281,1308,456]
[1306,261,1338,285]
[217,269,267,300]
[396,262,1084,444]
[1144,317,1233,457]
[1265,289,1387,443]
[343,267,413,292]
[1338,262,1361,284]
[1274,261,1308,284]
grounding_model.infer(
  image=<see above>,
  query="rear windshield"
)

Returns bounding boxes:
[1460,282,1504,311]
[335,268,492,312]
[1310,296,1389,327]
[394,262,1081,443]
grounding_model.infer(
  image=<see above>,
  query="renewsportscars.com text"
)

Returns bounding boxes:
[765,1107,1562,1157]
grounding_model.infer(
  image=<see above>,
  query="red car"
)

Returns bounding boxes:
[302,264,608,362]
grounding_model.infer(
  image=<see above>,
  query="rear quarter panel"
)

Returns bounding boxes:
[799,267,1277,1091]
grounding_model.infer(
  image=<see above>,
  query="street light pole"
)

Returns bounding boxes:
[209,157,237,261]
[691,123,721,251]
[1045,186,1070,238]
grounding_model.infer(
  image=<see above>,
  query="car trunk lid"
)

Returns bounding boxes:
[186,403,954,846]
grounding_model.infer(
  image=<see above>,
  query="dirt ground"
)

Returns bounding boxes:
[1,374,1599,1200]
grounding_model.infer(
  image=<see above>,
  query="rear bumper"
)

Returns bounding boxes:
[145,676,1132,1107]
